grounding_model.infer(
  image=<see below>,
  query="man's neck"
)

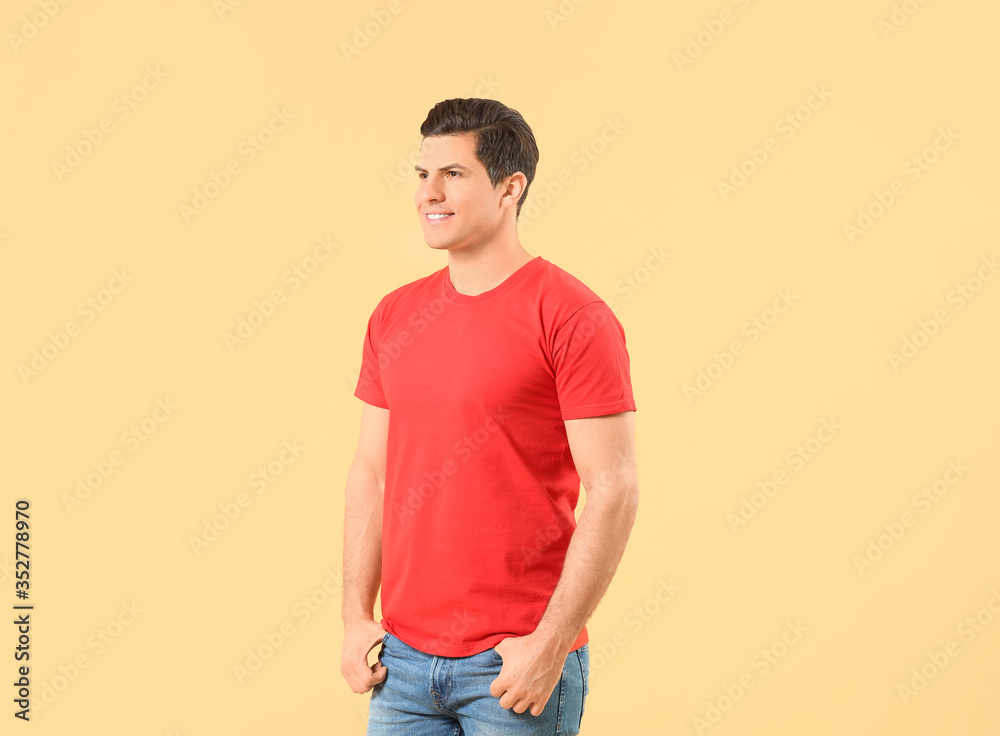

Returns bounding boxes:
[447,244,535,296]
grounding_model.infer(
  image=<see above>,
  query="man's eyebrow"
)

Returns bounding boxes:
[414,164,472,173]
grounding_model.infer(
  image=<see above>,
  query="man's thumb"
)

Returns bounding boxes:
[489,677,505,698]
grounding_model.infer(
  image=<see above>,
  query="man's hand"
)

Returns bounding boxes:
[489,632,568,716]
[341,618,388,694]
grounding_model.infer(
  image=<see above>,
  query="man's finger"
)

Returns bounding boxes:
[347,658,380,693]
[489,676,506,699]
[352,634,386,688]
[348,665,371,694]
[499,690,521,711]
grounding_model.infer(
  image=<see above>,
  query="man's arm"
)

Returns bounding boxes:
[490,410,639,715]
[340,402,391,694]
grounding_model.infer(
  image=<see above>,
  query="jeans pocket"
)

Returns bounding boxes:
[377,632,390,665]
[488,646,504,665]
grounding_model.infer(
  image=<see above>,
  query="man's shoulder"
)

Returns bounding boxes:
[534,257,608,318]
[371,265,447,316]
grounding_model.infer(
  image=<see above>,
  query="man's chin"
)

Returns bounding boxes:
[423,238,458,251]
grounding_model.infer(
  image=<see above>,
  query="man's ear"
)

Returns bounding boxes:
[500,172,527,211]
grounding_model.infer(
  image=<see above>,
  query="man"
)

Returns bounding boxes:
[341,97,638,735]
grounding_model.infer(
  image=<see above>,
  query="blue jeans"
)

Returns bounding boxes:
[367,632,589,736]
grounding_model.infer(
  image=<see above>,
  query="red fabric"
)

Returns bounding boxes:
[354,256,636,656]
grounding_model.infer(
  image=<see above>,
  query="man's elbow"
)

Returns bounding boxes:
[347,461,385,496]
[585,472,638,523]
[622,481,639,524]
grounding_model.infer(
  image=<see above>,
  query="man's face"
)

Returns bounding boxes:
[414,133,511,253]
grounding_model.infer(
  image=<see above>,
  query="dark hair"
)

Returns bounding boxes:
[419,98,539,218]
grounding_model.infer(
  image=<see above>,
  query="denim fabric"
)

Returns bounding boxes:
[367,632,589,736]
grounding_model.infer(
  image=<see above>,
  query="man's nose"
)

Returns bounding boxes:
[419,178,444,204]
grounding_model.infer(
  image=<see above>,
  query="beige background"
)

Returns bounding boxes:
[2,0,998,734]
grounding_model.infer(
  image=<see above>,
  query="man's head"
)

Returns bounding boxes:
[414,98,538,252]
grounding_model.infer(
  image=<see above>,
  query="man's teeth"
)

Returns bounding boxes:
[428,213,452,220]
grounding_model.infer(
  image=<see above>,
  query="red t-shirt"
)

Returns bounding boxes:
[353,255,636,657]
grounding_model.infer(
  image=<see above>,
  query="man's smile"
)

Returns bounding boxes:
[424,212,455,223]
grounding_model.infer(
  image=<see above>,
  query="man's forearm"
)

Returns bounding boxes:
[532,483,639,654]
[341,464,384,622]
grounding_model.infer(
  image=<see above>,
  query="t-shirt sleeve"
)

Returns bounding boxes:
[551,300,637,421]
[353,303,390,409]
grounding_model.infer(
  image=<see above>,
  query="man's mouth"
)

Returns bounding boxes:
[425,212,454,222]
